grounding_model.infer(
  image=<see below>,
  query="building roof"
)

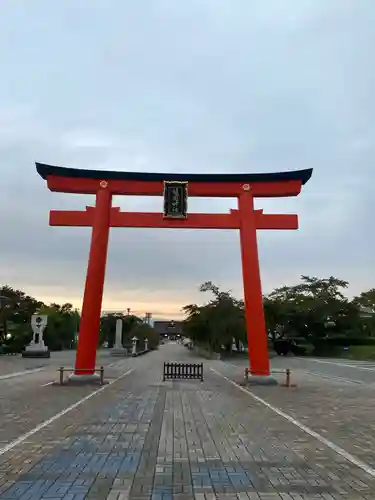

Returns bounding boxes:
[153,320,183,334]
[36,162,313,185]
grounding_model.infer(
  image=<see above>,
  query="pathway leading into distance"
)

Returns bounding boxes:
[1,344,375,499]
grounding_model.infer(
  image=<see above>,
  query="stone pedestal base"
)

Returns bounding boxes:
[110,348,128,357]
[65,372,107,385]
[22,349,50,358]
[240,375,278,386]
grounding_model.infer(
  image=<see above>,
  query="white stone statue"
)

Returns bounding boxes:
[23,314,50,357]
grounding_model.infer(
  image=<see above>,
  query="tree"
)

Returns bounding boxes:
[353,289,375,311]
[0,285,45,349]
[263,296,288,342]
[99,313,142,347]
[352,289,375,336]
[182,281,246,352]
[184,276,365,358]
[0,286,81,352]
[130,322,159,350]
[263,275,362,353]
[38,303,79,350]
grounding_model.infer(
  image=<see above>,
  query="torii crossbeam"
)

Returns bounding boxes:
[36,162,312,384]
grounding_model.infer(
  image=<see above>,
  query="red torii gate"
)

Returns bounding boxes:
[36,163,312,384]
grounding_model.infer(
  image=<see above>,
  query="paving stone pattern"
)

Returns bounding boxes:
[0,366,126,446]
[1,346,375,499]
[235,368,375,471]
[217,360,375,494]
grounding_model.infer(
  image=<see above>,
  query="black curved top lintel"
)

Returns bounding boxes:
[36,162,313,185]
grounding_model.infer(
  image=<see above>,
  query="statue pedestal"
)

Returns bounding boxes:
[22,341,50,358]
[110,347,128,357]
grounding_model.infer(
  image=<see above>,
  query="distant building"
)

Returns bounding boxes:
[153,320,183,340]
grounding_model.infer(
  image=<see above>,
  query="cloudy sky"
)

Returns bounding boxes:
[0,1,374,319]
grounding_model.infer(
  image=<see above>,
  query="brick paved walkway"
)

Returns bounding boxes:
[1,345,375,499]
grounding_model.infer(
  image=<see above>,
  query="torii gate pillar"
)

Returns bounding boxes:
[239,189,271,381]
[72,185,112,380]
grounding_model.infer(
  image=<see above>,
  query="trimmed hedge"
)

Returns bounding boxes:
[314,337,375,347]
[0,344,23,354]
[347,345,375,360]
[274,337,375,356]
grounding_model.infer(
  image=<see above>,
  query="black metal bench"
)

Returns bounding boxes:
[163,362,203,382]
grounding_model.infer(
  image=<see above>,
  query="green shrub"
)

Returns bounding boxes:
[313,337,375,349]
[344,337,375,346]
[347,345,375,360]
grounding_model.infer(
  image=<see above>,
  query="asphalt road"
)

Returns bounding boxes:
[224,354,375,385]
[0,349,123,379]
[3,349,375,385]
